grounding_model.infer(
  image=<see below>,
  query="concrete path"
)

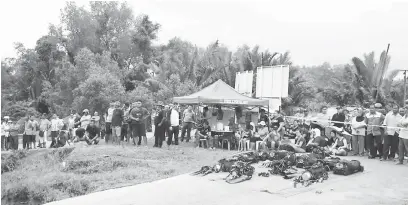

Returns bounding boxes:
[47,156,408,205]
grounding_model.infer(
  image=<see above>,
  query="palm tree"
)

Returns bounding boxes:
[351,50,391,104]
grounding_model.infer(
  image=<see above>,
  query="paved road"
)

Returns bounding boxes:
[47,156,408,205]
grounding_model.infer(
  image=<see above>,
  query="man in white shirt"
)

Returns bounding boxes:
[167,104,180,147]
[105,103,115,143]
[382,105,402,161]
[50,114,64,148]
[397,107,408,165]
[39,114,51,148]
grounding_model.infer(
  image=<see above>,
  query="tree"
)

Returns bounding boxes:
[351,51,391,104]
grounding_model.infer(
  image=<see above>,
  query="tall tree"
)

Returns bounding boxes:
[351,50,391,104]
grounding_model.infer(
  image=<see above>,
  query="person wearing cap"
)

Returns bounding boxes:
[85,117,101,145]
[104,102,115,143]
[249,121,268,150]
[260,125,280,150]
[153,102,166,148]
[78,109,91,129]
[382,104,402,161]
[331,106,346,129]
[111,101,124,145]
[365,103,385,159]
[129,100,150,146]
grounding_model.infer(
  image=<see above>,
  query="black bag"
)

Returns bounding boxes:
[333,160,364,176]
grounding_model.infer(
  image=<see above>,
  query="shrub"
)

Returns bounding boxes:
[1,150,28,173]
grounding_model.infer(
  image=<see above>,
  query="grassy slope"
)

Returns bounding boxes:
[1,139,232,204]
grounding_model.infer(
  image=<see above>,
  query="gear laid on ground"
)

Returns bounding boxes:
[293,163,329,188]
[192,150,364,186]
[333,159,364,176]
[225,162,255,184]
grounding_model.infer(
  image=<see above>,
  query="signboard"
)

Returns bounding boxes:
[222,100,249,105]
[256,65,289,98]
[235,71,253,97]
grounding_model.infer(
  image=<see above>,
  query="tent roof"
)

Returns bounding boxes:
[173,80,269,106]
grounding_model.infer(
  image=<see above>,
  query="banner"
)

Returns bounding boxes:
[256,65,289,98]
[235,71,253,97]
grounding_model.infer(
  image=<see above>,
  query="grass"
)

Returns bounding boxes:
[1,137,233,205]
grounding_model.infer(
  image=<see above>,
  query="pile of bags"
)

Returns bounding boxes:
[191,147,364,186]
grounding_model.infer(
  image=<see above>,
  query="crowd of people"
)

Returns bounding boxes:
[281,103,408,165]
[1,101,408,166]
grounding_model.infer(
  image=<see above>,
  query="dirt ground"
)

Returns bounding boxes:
[46,155,408,205]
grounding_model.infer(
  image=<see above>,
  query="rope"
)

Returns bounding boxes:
[284,115,408,130]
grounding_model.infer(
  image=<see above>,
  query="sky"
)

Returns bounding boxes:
[1,0,408,71]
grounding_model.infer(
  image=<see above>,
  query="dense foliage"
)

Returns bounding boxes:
[1,2,403,118]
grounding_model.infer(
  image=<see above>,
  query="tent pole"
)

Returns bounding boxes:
[267,105,270,130]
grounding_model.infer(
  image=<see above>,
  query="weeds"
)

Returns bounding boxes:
[1,139,231,204]
[1,150,28,173]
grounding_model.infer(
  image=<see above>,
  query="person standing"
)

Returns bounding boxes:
[50,114,64,148]
[23,116,33,149]
[382,105,402,161]
[105,102,115,143]
[365,103,385,159]
[181,105,195,142]
[30,116,40,149]
[67,113,76,143]
[122,102,131,143]
[259,109,269,125]
[39,114,51,148]
[1,117,9,150]
[8,120,19,150]
[397,107,408,165]
[331,106,346,129]
[92,112,101,127]
[163,105,170,143]
[167,104,180,147]
[351,108,367,156]
[111,101,124,145]
[129,100,150,146]
[202,106,211,124]
[154,102,166,148]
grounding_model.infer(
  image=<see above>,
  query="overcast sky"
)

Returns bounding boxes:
[1,0,407,70]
